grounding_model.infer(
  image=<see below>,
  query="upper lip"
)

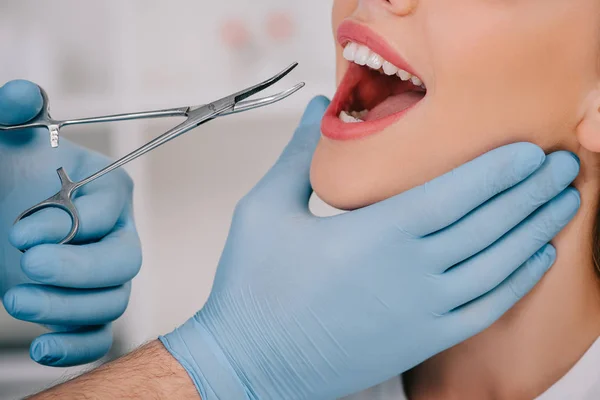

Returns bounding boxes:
[337,20,420,80]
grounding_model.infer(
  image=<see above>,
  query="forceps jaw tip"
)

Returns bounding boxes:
[227,82,306,116]
[219,64,304,116]
[231,62,301,104]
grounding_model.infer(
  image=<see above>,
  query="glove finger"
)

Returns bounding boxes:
[30,324,112,367]
[244,96,329,215]
[3,282,131,326]
[10,171,132,249]
[368,143,546,237]
[21,218,142,288]
[0,80,43,125]
[438,239,559,315]
[444,244,555,337]
[425,153,579,271]
[437,189,577,312]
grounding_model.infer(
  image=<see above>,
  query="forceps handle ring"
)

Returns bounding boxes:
[15,168,81,249]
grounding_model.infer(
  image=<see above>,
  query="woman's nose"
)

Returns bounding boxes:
[384,0,417,16]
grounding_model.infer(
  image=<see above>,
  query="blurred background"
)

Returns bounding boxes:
[0,0,338,397]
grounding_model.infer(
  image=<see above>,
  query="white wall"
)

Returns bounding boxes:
[0,1,339,397]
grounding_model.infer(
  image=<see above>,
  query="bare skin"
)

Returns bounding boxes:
[28,341,199,400]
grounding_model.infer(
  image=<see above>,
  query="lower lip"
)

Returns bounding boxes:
[321,65,421,141]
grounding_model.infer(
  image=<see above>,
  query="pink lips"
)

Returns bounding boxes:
[322,20,424,141]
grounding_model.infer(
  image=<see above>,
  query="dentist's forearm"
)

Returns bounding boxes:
[28,341,200,400]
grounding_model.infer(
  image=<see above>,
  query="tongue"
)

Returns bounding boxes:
[364,92,424,122]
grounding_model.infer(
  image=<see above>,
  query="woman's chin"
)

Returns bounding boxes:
[313,188,370,211]
[310,167,389,211]
[309,141,428,211]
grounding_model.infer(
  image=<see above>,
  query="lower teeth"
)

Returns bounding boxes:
[350,110,368,119]
[339,110,366,123]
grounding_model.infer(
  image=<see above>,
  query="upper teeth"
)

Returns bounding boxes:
[343,42,425,89]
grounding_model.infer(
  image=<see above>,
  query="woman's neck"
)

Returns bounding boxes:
[404,177,600,400]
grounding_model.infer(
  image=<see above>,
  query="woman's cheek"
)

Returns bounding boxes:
[332,0,358,85]
[332,0,358,29]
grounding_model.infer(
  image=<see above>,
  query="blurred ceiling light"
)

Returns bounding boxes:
[220,18,252,50]
[266,11,295,42]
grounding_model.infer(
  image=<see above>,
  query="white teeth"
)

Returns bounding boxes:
[366,53,384,70]
[350,110,368,119]
[343,41,425,90]
[397,69,412,81]
[382,61,398,76]
[343,42,359,61]
[339,110,364,123]
[355,46,370,66]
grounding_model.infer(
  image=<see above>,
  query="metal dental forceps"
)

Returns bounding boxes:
[8,63,304,246]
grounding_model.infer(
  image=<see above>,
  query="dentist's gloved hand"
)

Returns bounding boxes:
[161,97,580,400]
[0,80,142,367]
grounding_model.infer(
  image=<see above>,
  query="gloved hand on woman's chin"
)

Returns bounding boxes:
[160,96,581,399]
[0,80,142,367]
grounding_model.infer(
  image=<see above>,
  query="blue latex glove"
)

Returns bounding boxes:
[161,96,580,399]
[0,80,142,367]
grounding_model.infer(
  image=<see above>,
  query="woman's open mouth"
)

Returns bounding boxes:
[322,22,427,140]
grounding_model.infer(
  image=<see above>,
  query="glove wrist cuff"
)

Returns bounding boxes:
[159,318,249,400]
